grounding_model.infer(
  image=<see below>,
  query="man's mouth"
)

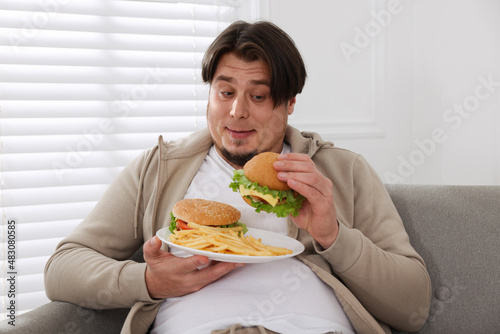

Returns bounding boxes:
[227,128,255,140]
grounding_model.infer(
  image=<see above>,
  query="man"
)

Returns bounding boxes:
[45,21,431,334]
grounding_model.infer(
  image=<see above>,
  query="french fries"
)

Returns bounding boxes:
[169,222,293,256]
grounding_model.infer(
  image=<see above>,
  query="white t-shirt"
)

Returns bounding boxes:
[151,146,354,334]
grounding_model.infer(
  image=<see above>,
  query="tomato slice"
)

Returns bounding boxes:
[177,219,192,230]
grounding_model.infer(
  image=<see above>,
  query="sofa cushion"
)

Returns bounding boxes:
[386,184,500,333]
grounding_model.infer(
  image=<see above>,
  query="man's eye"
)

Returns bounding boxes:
[220,91,234,97]
[252,95,265,101]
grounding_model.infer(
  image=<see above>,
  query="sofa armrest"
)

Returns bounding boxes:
[0,301,129,333]
[0,243,144,333]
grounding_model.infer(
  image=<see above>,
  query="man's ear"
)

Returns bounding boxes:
[287,97,296,115]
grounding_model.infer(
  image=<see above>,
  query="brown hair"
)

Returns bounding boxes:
[201,20,307,108]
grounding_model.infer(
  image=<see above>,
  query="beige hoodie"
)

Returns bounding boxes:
[44,126,431,334]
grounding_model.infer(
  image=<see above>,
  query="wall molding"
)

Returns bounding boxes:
[292,0,387,139]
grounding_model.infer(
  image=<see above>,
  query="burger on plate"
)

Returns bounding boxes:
[230,152,305,218]
[168,198,247,234]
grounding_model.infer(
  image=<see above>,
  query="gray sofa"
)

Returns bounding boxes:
[1,184,499,333]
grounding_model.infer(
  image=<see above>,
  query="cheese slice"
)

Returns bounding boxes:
[239,185,279,207]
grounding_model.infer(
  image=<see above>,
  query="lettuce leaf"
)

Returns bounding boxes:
[168,212,177,233]
[230,169,305,218]
[219,221,248,236]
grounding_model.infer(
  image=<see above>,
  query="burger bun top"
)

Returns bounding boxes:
[243,152,290,191]
[172,198,241,226]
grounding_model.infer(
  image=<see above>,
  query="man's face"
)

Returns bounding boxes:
[207,52,295,169]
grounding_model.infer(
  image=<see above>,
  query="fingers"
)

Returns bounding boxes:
[274,153,332,198]
[144,236,210,273]
[143,236,161,259]
[276,152,313,173]
[143,236,243,299]
[143,236,167,269]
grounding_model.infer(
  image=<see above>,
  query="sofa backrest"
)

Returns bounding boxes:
[386,184,500,334]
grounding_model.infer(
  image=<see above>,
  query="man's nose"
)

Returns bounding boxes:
[230,96,249,119]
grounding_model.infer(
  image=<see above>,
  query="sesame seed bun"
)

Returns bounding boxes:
[172,198,241,226]
[243,152,290,191]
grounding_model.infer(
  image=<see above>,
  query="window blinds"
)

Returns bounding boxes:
[0,0,250,318]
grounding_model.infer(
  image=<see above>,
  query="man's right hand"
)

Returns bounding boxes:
[143,236,243,299]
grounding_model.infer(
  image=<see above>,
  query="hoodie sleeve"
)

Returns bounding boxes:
[314,154,432,332]
[44,149,159,309]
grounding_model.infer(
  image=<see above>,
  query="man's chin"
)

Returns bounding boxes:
[219,146,257,168]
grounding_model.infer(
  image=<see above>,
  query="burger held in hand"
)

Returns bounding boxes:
[230,152,305,218]
[169,198,247,234]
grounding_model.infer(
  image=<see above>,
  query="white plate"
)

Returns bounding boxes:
[156,227,305,264]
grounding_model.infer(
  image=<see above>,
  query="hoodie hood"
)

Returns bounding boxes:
[284,126,335,158]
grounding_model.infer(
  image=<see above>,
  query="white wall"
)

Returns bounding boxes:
[257,0,500,185]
